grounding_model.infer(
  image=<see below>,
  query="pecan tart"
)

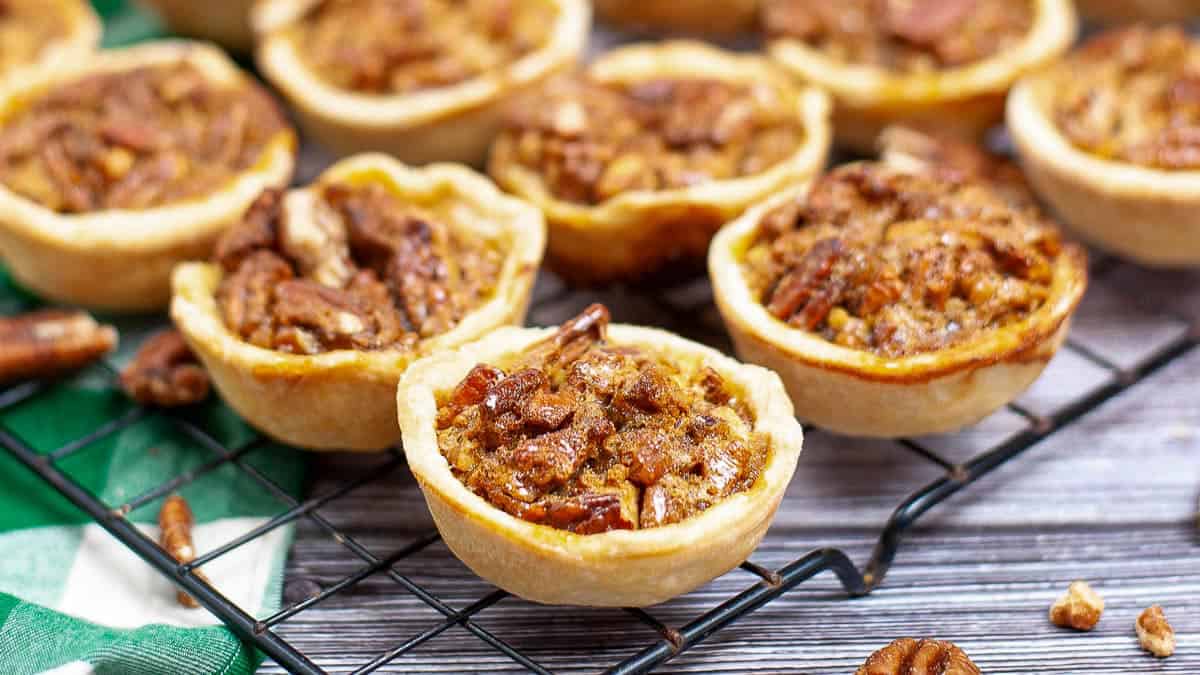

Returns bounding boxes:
[172,154,546,451]
[1,0,99,81]
[488,41,832,285]
[397,304,802,605]
[593,0,758,36]
[253,0,590,165]
[763,0,1076,152]
[709,162,1087,438]
[0,41,296,312]
[139,0,257,53]
[1009,25,1200,267]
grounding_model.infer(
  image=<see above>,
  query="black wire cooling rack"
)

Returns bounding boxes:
[2,260,1197,675]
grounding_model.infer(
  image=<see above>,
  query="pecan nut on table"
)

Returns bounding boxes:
[0,309,117,383]
[120,328,209,407]
[855,638,981,675]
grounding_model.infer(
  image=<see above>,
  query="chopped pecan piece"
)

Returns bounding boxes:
[745,163,1071,358]
[437,305,769,534]
[0,310,117,383]
[214,181,501,354]
[120,329,209,407]
[501,77,805,205]
[1051,26,1200,170]
[763,0,1033,71]
[0,62,286,213]
[1049,580,1104,631]
[293,0,553,95]
[856,638,980,675]
[1136,605,1175,658]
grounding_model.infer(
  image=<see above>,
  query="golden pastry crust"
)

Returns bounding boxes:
[708,167,1087,438]
[1076,0,1200,23]
[252,0,590,165]
[489,40,832,286]
[765,0,1076,152]
[0,41,296,312]
[397,321,802,606]
[172,154,546,451]
[139,0,257,53]
[593,0,758,36]
[1008,31,1200,267]
[0,0,99,82]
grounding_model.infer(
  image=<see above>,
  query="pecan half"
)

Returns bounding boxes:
[856,638,981,675]
[0,310,117,383]
[120,329,209,407]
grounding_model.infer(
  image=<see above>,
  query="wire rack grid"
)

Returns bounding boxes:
[2,251,1197,674]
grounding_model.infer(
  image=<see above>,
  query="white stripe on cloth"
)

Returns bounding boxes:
[39,662,93,675]
[56,519,286,629]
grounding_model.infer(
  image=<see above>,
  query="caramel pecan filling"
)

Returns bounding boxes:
[214,183,503,354]
[437,305,769,535]
[293,0,553,94]
[744,163,1066,358]
[1052,25,1200,170]
[0,62,286,214]
[763,0,1034,72]
[0,0,68,73]
[502,78,806,205]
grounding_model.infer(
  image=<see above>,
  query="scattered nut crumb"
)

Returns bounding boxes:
[1049,580,1104,631]
[120,329,209,407]
[1136,605,1175,658]
[159,494,209,608]
[856,638,980,675]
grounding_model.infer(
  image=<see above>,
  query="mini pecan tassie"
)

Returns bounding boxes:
[0,42,297,312]
[437,305,768,534]
[1009,25,1200,266]
[489,41,831,285]
[253,0,589,164]
[763,0,1075,151]
[0,0,98,80]
[710,162,1087,437]
[398,305,802,606]
[172,154,546,450]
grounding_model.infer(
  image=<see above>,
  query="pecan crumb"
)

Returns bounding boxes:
[158,494,210,608]
[120,329,209,407]
[1049,580,1105,631]
[1136,605,1175,658]
[856,638,980,675]
[0,310,117,383]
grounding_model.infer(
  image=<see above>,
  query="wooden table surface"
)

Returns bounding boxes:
[259,256,1200,674]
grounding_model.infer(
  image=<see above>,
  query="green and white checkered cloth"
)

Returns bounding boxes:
[0,272,307,675]
[0,4,311,673]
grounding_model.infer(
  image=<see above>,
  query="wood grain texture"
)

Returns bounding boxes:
[257,258,1200,674]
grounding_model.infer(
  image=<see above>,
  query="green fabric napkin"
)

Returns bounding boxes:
[0,272,306,675]
[0,5,311,673]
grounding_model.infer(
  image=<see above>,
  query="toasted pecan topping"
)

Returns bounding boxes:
[0,61,286,213]
[1052,25,1200,169]
[856,638,980,675]
[0,309,117,383]
[0,0,68,73]
[437,304,769,534]
[293,0,553,94]
[214,184,503,355]
[763,0,1034,71]
[499,77,805,204]
[878,126,1038,211]
[744,163,1072,358]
